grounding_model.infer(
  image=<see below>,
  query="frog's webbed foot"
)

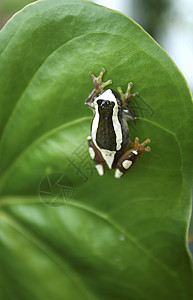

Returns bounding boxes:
[114,137,150,178]
[131,137,151,154]
[85,68,112,108]
[117,82,139,120]
[89,68,112,94]
[117,82,139,105]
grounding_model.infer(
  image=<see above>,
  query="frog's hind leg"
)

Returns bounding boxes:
[114,137,150,178]
[114,150,135,178]
[87,136,105,176]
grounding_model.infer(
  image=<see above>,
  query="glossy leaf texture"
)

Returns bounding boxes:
[0,0,193,299]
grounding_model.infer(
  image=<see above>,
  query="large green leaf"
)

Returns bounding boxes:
[0,0,193,299]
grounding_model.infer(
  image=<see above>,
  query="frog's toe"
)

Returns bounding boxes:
[95,164,104,176]
[115,168,124,179]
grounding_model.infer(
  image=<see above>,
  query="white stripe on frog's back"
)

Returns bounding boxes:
[112,100,122,151]
[91,104,99,144]
[96,89,117,103]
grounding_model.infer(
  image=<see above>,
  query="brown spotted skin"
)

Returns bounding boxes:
[88,137,105,166]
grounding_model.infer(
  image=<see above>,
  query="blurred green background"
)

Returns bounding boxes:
[0,0,36,28]
[0,0,36,14]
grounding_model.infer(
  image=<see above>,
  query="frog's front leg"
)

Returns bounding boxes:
[117,82,139,120]
[87,136,106,176]
[114,137,151,178]
[85,68,112,110]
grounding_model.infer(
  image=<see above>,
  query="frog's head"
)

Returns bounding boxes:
[93,89,122,117]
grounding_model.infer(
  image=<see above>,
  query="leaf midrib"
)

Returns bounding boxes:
[0,115,183,192]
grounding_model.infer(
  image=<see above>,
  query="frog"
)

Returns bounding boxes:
[85,68,150,178]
